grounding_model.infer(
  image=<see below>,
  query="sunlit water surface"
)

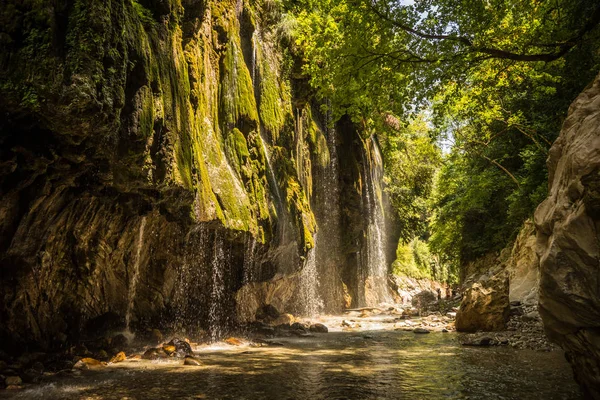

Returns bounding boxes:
[0,327,581,400]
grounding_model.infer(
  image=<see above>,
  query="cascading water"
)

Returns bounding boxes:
[125,216,147,331]
[360,137,391,305]
[312,101,344,311]
[298,235,323,317]
[208,231,229,341]
[242,235,257,285]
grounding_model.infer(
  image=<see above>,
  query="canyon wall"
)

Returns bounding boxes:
[0,0,393,349]
[535,73,600,399]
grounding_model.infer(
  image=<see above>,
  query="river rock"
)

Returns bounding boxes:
[456,265,509,332]
[535,72,600,398]
[74,357,107,369]
[413,328,430,334]
[162,345,177,355]
[5,376,22,386]
[109,352,127,363]
[270,313,295,326]
[183,356,201,366]
[142,348,167,360]
[255,304,280,321]
[291,322,308,331]
[309,323,328,333]
[167,338,193,356]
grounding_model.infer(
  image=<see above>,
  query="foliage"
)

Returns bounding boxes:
[392,238,433,280]
[288,0,600,276]
[379,115,441,241]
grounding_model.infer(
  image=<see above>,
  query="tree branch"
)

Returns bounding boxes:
[366,1,600,63]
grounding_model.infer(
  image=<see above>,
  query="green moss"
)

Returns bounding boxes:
[258,48,290,140]
[220,40,259,129]
[132,0,156,27]
[306,107,330,168]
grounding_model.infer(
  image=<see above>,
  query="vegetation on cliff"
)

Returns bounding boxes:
[289,0,600,281]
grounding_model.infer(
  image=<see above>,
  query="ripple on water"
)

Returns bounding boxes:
[0,331,582,400]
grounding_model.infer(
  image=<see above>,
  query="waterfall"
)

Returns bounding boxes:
[208,231,229,342]
[125,216,147,331]
[298,235,323,317]
[361,137,391,305]
[243,235,257,285]
[312,101,343,311]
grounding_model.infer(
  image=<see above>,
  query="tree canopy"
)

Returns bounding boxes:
[285,0,600,281]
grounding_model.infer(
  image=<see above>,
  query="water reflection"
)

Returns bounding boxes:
[2,331,581,400]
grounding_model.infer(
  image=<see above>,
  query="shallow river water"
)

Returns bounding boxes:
[1,321,582,400]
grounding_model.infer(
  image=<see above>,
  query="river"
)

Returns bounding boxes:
[0,316,581,400]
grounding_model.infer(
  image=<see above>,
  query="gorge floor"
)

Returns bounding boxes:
[0,314,581,400]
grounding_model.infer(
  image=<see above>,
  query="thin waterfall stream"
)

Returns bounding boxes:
[125,216,147,331]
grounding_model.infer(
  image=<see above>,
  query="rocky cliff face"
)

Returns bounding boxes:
[0,0,393,349]
[456,220,539,333]
[535,73,600,399]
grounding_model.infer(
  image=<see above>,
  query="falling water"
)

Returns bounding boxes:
[242,235,257,285]
[312,101,343,311]
[208,231,228,341]
[125,216,147,331]
[298,236,323,317]
[362,137,391,305]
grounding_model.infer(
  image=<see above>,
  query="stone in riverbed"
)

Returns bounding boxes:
[142,348,167,360]
[109,352,127,363]
[183,356,201,366]
[309,323,328,333]
[167,338,193,356]
[291,322,308,331]
[270,313,295,326]
[73,357,106,369]
[413,328,430,334]
[5,376,22,386]
[162,345,177,355]
[225,337,243,346]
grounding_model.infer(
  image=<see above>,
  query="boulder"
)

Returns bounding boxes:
[535,72,600,398]
[109,352,127,363]
[167,338,193,356]
[456,268,509,332]
[309,323,328,333]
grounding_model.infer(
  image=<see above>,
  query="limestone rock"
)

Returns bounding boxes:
[456,269,509,332]
[506,220,539,305]
[535,72,600,398]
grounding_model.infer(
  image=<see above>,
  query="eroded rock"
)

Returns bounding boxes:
[535,72,600,398]
[456,267,509,332]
